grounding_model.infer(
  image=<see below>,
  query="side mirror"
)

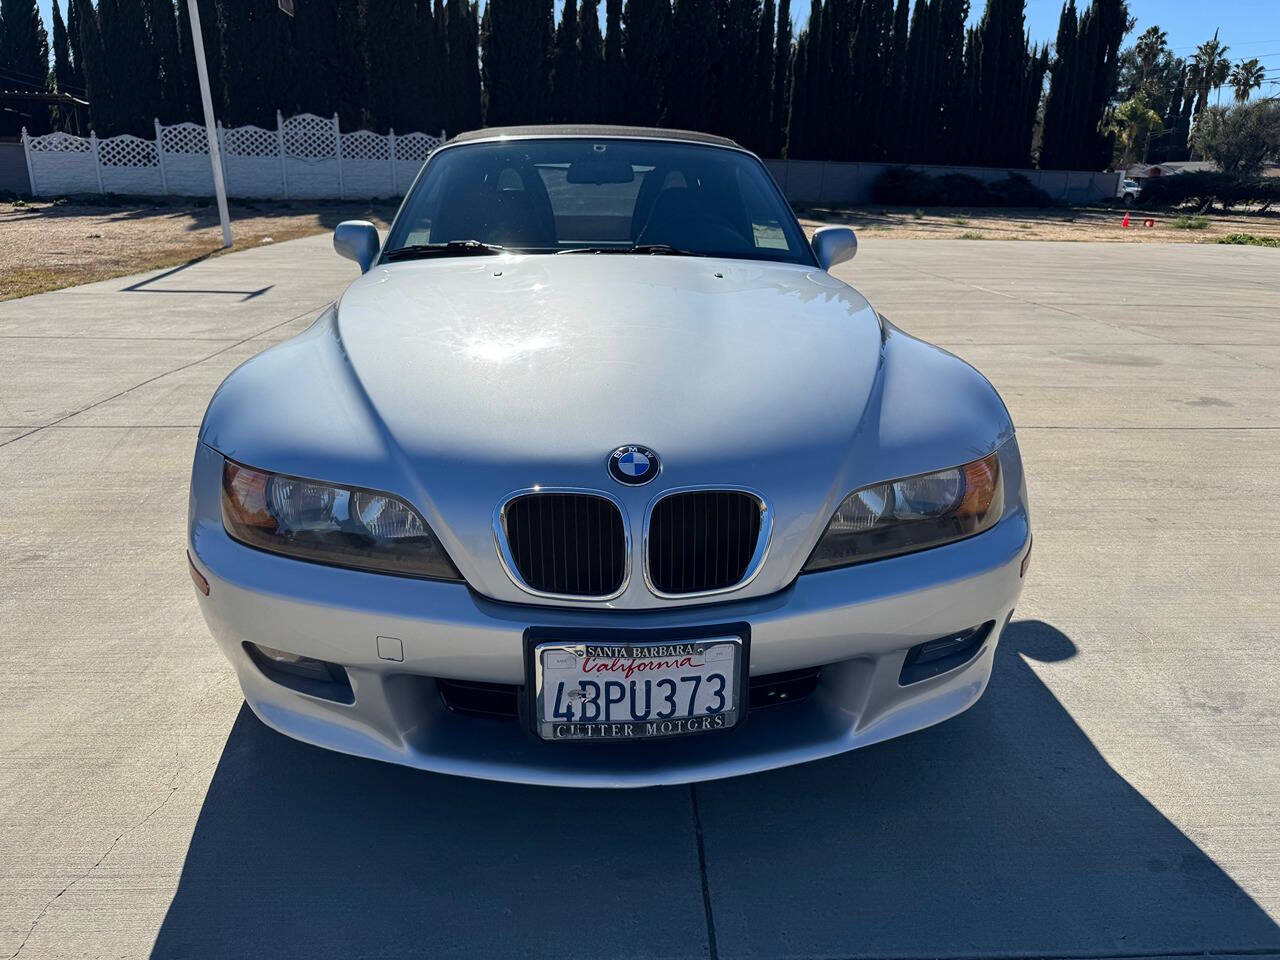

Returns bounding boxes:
[812,226,857,270]
[334,220,380,273]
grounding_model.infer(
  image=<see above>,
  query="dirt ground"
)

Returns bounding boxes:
[796,203,1280,243]
[3,195,1276,301]
[0,197,398,300]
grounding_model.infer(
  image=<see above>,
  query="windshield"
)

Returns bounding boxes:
[383,138,815,265]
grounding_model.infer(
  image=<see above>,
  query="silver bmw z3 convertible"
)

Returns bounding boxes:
[188,125,1031,787]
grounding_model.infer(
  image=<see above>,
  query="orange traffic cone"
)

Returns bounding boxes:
[1122,212,1130,228]
[1145,218,1155,228]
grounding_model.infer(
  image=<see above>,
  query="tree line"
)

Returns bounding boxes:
[1109,25,1272,167]
[1,0,1250,171]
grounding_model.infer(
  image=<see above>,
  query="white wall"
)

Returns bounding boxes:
[23,113,446,201]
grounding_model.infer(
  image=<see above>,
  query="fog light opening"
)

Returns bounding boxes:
[899,621,995,686]
[244,642,354,704]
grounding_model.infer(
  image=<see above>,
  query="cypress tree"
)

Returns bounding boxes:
[73,0,111,132]
[622,0,671,126]
[292,0,342,119]
[1025,42,1049,162]
[408,0,442,132]
[334,0,368,128]
[784,17,811,157]
[1083,0,1125,168]
[770,0,791,156]
[0,0,51,134]
[1152,62,1189,162]
[482,0,553,125]
[956,0,1043,167]
[0,0,49,88]
[820,0,855,160]
[752,0,776,154]
[50,0,79,130]
[443,0,481,132]
[432,0,449,125]
[974,0,1026,165]
[51,0,74,91]
[711,0,759,145]
[815,0,849,160]
[957,23,980,162]
[98,0,157,135]
[603,0,624,121]
[848,0,894,160]
[218,0,297,128]
[550,0,581,122]
[934,0,969,164]
[792,0,824,158]
[367,0,422,131]
[1040,1,1077,168]
[479,2,491,118]
[179,0,224,116]
[578,0,605,122]
[65,0,85,89]
[1039,0,1126,169]
[148,0,187,122]
[885,0,908,160]
[901,0,929,161]
[667,0,718,132]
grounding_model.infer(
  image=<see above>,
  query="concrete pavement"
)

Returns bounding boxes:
[0,234,1277,959]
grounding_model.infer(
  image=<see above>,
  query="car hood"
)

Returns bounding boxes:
[335,254,882,483]
[202,254,1013,608]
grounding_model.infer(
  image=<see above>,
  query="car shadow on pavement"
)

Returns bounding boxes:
[150,620,1280,960]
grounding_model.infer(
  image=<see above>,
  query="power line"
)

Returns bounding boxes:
[0,64,52,84]
[0,67,88,98]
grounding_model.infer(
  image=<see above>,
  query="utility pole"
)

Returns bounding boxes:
[186,0,232,247]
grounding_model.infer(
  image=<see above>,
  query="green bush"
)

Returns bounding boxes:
[1216,233,1280,247]
[1172,215,1210,229]
[870,167,1052,207]
[1137,171,1280,211]
[987,172,1054,207]
[870,168,946,205]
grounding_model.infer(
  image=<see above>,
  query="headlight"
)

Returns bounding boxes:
[221,459,462,581]
[802,451,1004,572]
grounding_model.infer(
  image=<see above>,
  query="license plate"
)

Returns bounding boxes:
[533,638,743,741]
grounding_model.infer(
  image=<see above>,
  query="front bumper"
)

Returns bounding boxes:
[189,445,1030,788]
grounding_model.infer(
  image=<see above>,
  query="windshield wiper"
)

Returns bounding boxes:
[382,240,504,261]
[557,244,705,257]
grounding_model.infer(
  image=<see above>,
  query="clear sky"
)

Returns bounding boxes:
[32,0,1280,98]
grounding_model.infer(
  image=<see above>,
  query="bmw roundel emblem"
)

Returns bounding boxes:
[608,445,660,486]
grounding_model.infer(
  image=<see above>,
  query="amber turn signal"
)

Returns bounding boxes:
[187,551,210,596]
[956,452,1001,518]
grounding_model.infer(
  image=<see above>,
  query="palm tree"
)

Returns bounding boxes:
[1228,58,1265,103]
[1188,31,1231,114]
[1108,95,1164,166]
[1134,25,1168,95]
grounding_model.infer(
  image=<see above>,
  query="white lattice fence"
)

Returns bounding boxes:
[97,133,163,194]
[21,131,99,195]
[157,121,215,195]
[21,112,446,200]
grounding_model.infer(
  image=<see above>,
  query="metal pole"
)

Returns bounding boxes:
[186,0,232,247]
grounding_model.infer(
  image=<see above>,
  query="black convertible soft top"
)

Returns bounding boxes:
[445,125,741,149]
